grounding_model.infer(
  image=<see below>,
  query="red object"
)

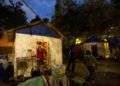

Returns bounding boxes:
[37,48,46,61]
[72,45,81,55]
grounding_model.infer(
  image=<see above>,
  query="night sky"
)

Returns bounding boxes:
[21,0,84,21]
[21,0,110,21]
[6,0,110,21]
[21,0,56,21]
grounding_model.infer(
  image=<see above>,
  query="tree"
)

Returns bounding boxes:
[53,0,86,37]
[52,0,115,37]
[112,0,120,9]
[43,18,49,23]
[85,0,113,31]
[30,16,41,23]
[0,0,27,30]
[111,0,120,26]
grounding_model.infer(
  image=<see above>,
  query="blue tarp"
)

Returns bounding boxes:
[109,37,120,47]
[16,25,58,37]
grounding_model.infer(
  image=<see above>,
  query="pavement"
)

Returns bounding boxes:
[66,59,120,86]
[96,60,120,74]
[94,72,120,86]
[0,82,12,86]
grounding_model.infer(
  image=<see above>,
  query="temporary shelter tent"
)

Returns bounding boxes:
[82,36,110,58]
[8,22,63,77]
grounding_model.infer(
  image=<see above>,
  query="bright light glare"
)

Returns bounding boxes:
[75,38,82,45]
[104,42,110,58]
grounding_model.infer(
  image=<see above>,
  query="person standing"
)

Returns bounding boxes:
[66,44,81,74]
[0,63,4,81]
[5,62,14,81]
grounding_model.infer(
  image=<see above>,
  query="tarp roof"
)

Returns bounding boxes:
[8,21,64,39]
[16,24,59,38]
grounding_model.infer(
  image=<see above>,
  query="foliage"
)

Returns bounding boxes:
[0,0,27,29]
[43,18,49,23]
[112,0,120,9]
[111,0,120,26]
[30,16,41,23]
[53,0,120,37]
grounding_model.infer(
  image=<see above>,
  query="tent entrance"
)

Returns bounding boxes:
[91,45,98,57]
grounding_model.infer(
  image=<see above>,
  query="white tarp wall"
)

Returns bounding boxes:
[83,42,105,57]
[15,33,62,76]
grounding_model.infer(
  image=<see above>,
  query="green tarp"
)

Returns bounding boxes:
[18,76,47,86]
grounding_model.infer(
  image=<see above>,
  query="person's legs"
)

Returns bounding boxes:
[66,59,72,71]
[87,66,95,81]
[71,60,75,73]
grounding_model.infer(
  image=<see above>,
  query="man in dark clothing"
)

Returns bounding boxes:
[0,63,4,81]
[66,44,81,74]
[5,62,14,81]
